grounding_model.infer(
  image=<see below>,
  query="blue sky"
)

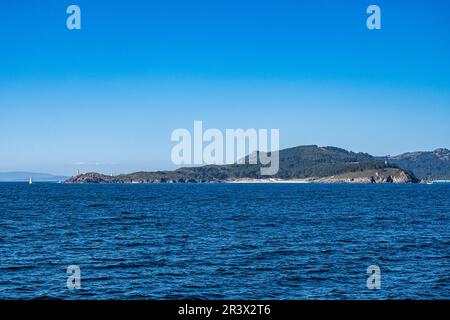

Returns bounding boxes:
[1,0,450,175]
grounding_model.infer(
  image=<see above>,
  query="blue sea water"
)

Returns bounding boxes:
[0,182,449,299]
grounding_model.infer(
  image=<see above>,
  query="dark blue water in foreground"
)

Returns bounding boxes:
[0,183,449,299]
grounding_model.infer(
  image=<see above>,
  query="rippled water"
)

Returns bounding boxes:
[0,183,449,299]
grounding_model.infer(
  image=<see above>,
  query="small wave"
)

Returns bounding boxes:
[86,204,109,208]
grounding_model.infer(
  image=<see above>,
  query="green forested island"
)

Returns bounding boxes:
[388,148,450,180]
[66,145,433,184]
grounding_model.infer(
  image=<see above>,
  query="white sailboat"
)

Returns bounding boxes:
[29,177,33,185]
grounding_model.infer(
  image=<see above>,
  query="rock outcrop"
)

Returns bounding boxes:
[65,172,114,183]
[312,168,418,183]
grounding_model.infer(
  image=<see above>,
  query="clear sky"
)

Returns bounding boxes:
[1,0,450,175]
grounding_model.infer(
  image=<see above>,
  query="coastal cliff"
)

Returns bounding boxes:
[311,168,417,183]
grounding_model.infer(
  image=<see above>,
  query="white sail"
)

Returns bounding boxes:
[29,177,33,185]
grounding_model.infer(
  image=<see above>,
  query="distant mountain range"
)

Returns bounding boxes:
[66,145,424,184]
[0,172,68,182]
[388,148,450,180]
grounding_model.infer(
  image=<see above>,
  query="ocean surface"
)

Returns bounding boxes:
[0,182,449,299]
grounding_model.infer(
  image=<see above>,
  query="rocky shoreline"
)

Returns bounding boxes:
[66,168,420,184]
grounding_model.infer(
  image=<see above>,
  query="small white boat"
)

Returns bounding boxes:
[29,177,33,185]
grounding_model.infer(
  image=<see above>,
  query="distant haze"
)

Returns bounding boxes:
[0,172,68,182]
